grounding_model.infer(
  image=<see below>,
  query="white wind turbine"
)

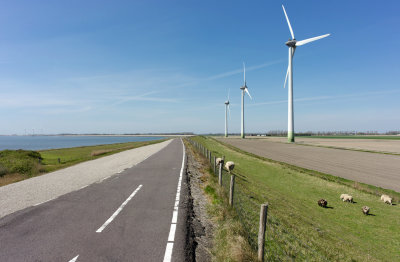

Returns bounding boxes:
[240,63,252,139]
[224,89,231,137]
[282,5,330,142]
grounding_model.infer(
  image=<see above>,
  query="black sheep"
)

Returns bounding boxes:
[318,199,327,208]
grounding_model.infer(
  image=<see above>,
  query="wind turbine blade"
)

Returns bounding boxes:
[228,88,230,100]
[284,48,295,88]
[245,88,252,100]
[228,104,231,120]
[282,5,295,39]
[283,65,289,88]
[296,34,330,46]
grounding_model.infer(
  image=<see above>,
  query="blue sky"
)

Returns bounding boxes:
[0,0,399,134]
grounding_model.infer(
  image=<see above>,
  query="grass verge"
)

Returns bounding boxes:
[0,138,167,187]
[190,136,400,261]
[184,139,257,262]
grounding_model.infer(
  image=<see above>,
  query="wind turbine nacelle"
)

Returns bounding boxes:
[285,39,296,47]
[225,101,229,105]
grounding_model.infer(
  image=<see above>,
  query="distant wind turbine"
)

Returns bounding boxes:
[282,5,330,142]
[240,63,252,139]
[224,89,231,137]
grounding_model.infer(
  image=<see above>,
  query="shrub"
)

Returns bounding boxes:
[0,150,43,176]
[0,164,8,177]
[91,149,113,157]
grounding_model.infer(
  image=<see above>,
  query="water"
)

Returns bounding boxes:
[0,136,166,151]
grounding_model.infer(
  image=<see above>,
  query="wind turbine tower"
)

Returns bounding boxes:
[282,5,330,142]
[224,90,230,137]
[240,63,252,139]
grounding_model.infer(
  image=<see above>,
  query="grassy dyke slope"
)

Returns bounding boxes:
[191,136,400,261]
[0,138,167,186]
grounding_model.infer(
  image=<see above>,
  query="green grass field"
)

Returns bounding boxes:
[0,138,167,186]
[190,136,400,261]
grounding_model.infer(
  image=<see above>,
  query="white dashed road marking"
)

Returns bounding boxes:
[68,255,79,262]
[96,184,143,233]
[163,139,185,262]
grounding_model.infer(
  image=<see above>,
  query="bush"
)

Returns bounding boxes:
[0,150,43,176]
[0,164,8,177]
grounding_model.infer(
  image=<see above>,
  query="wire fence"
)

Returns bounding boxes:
[186,138,331,261]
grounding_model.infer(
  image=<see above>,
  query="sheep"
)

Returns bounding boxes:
[362,206,370,215]
[216,157,224,166]
[340,194,348,201]
[225,161,235,173]
[343,194,354,203]
[318,199,327,208]
[380,194,392,205]
[340,193,353,203]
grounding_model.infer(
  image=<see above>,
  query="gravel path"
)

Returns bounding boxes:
[219,138,400,192]
[262,137,400,154]
[0,139,171,218]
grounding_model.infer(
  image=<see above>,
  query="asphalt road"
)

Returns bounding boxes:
[0,138,187,262]
[219,138,400,192]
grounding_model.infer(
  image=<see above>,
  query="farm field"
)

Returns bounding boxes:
[192,136,400,261]
[256,136,400,154]
[218,137,400,192]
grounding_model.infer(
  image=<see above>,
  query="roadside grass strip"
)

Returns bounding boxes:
[163,139,185,262]
[96,184,143,233]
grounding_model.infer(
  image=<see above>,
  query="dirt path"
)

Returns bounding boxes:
[218,138,400,192]
[262,137,400,154]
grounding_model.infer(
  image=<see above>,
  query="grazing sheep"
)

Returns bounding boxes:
[216,157,224,165]
[225,161,235,173]
[318,199,327,208]
[362,206,370,215]
[343,194,354,203]
[380,194,392,205]
[340,194,348,201]
[340,193,353,203]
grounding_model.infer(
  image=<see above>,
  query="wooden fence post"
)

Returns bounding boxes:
[229,174,235,206]
[218,162,222,186]
[213,156,216,174]
[258,203,269,262]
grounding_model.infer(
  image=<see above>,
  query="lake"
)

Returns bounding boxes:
[0,136,166,151]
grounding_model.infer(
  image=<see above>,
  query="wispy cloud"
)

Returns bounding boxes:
[203,59,285,81]
[0,94,77,108]
[37,106,93,115]
[249,90,400,107]
[111,91,178,106]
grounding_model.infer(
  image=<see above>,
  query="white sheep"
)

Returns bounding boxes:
[225,161,235,173]
[342,194,353,203]
[216,157,224,165]
[340,194,348,201]
[362,206,370,215]
[380,194,392,205]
